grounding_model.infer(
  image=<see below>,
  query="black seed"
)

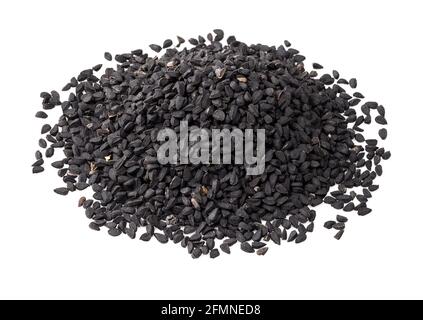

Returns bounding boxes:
[176,36,185,46]
[382,151,391,160]
[378,128,387,140]
[104,52,112,61]
[188,38,199,45]
[349,78,357,88]
[256,247,269,256]
[369,185,379,192]
[375,115,387,125]
[287,230,298,242]
[331,201,344,210]
[295,233,307,244]
[284,40,291,47]
[149,44,162,53]
[210,248,220,258]
[252,241,266,249]
[220,243,230,254]
[213,109,225,121]
[41,124,51,134]
[32,166,44,174]
[89,222,100,231]
[355,133,365,142]
[333,222,345,230]
[162,39,173,49]
[213,29,224,41]
[270,231,281,245]
[45,147,54,158]
[312,63,323,69]
[375,165,383,176]
[357,207,372,216]
[363,188,372,198]
[54,187,68,196]
[191,247,202,259]
[92,64,102,72]
[32,159,44,166]
[240,242,254,253]
[324,221,336,229]
[224,238,237,246]
[334,230,344,240]
[35,111,48,119]
[140,233,152,241]
[108,228,121,237]
[336,215,348,223]
[332,70,340,79]
[38,139,47,148]
[343,202,355,212]
[51,160,64,169]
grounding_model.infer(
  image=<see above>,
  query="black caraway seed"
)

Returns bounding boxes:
[104,52,112,61]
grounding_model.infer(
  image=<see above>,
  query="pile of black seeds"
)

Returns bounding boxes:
[32,29,390,258]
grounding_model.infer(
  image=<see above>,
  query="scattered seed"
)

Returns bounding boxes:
[334,230,344,240]
[104,52,112,61]
[256,247,269,256]
[35,111,48,119]
[162,39,173,49]
[149,44,162,53]
[54,187,69,196]
[378,128,387,140]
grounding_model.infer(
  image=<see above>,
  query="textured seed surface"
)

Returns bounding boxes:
[104,52,112,61]
[53,187,68,196]
[256,247,268,256]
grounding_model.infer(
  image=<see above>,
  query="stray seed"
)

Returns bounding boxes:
[149,44,162,53]
[104,52,112,61]
[35,111,48,119]
[54,187,69,196]
[32,166,44,174]
[78,197,86,207]
[162,39,173,49]
[41,124,51,134]
[334,230,344,240]
[378,128,387,140]
[336,215,348,223]
[38,139,47,148]
[256,247,269,256]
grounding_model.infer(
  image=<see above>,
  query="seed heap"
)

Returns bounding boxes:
[32,29,390,258]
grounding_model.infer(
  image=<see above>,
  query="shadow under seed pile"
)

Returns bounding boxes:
[32,29,390,258]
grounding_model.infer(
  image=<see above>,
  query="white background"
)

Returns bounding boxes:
[0,0,422,300]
